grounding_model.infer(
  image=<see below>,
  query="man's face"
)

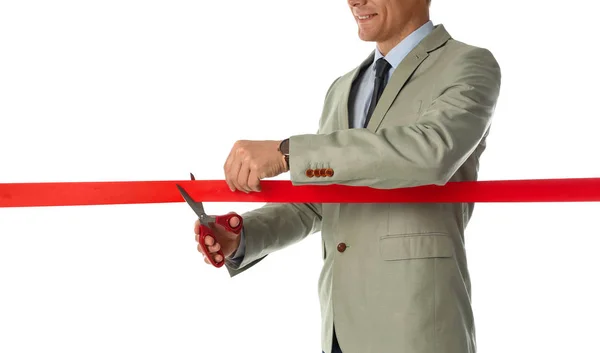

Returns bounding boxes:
[347,0,423,43]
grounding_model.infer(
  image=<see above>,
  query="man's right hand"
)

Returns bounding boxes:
[194,216,242,265]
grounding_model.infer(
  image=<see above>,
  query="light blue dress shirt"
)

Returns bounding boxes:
[228,21,434,266]
[350,20,434,128]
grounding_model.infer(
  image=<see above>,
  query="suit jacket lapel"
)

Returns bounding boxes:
[365,24,452,132]
[338,52,374,130]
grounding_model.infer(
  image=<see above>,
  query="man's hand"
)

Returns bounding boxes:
[224,140,288,192]
[194,217,241,265]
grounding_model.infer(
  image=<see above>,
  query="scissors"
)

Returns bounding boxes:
[176,173,243,268]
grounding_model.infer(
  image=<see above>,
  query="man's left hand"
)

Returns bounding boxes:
[224,140,288,193]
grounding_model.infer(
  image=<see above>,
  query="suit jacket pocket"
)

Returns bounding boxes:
[379,233,454,261]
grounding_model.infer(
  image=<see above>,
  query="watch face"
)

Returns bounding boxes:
[279,139,289,154]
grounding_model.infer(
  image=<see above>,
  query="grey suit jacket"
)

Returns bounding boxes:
[226,24,501,353]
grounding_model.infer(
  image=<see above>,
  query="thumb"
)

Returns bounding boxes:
[228,214,240,228]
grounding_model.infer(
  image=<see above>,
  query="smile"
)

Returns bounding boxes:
[357,14,377,21]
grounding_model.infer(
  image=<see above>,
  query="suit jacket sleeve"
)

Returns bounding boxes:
[223,79,343,276]
[225,202,322,277]
[288,48,501,189]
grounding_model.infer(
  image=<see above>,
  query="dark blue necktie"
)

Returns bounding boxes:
[364,57,391,127]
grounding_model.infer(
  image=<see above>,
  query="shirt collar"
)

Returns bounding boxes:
[373,20,434,71]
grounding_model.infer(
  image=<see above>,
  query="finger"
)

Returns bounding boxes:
[200,248,222,265]
[224,149,237,191]
[247,167,261,192]
[224,143,244,192]
[224,142,239,172]
[228,159,243,192]
[224,148,234,171]
[195,227,209,244]
[237,160,252,193]
[228,214,240,228]
[207,242,221,253]
[196,235,213,255]
[194,219,200,235]
[208,243,221,256]
[204,235,215,246]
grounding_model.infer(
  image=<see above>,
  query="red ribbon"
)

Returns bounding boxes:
[1,178,599,208]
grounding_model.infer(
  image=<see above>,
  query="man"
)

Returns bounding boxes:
[194,0,501,352]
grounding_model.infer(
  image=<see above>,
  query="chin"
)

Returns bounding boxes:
[358,31,377,42]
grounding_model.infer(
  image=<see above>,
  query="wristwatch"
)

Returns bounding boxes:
[278,138,290,170]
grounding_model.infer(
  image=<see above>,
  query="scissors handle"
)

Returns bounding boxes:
[198,224,225,268]
[213,212,243,234]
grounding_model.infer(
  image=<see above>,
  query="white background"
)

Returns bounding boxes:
[1,0,599,352]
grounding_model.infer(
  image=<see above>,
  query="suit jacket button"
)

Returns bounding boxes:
[319,168,327,177]
[314,169,321,177]
[325,168,334,177]
[305,169,314,177]
[337,243,347,252]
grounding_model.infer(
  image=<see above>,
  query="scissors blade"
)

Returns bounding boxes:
[176,184,207,218]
